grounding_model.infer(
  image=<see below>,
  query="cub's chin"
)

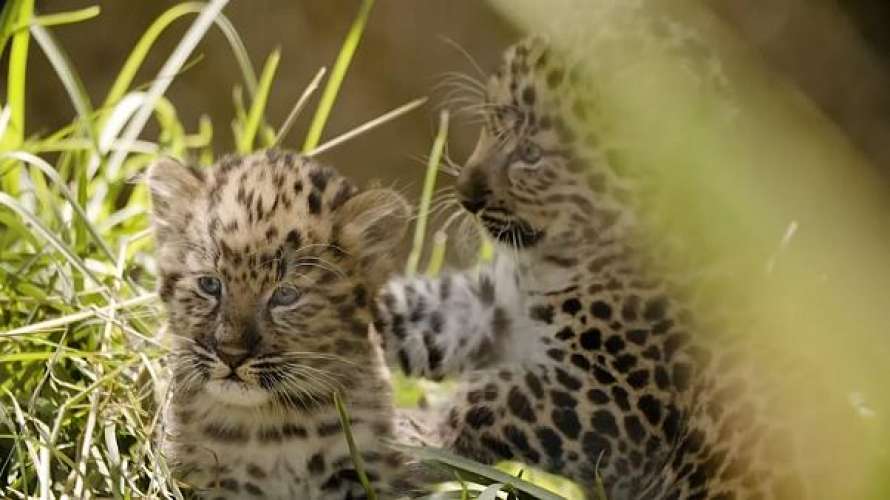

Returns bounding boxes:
[204,378,272,407]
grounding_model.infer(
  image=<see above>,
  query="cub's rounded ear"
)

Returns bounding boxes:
[147,157,205,243]
[334,188,411,277]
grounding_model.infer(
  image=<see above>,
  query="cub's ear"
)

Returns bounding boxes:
[334,188,411,279]
[146,157,205,244]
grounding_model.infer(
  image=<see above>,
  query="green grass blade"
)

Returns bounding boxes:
[105,0,230,177]
[1,151,115,262]
[0,394,32,490]
[406,110,448,276]
[14,5,100,30]
[0,210,39,248]
[593,469,608,500]
[0,0,32,194]
[479,236,495,263]
[0,0,26,55]
[424,231,448,276]
[236,48,280,153]
[30,23,98,151]
[0,191,105,294]
[0,351,90,363]
[152,95,188,157]
[387,443,566,500]
[478,483,506,500]
[212,11,258,97]
[4,389,46,496]
[302,0,374,152]
[101,2,256,113]
[0,102,9,139]
[333,391,378,500]
[274,67,326,148]
[414,492,469,500]
[308,97,427,157]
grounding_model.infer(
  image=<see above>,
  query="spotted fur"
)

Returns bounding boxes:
[374,38,805,500]
[149,150,422,499]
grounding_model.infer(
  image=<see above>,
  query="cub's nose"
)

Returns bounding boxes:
[216,346,250,368]
[457,167,490,215]
[213,317,259,368]
[460,196,487,214]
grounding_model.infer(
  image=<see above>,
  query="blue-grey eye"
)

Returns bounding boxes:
[197,276,222,297]
[270,286,301,307]
[519,141,543,164]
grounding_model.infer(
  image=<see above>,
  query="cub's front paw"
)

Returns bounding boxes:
[372,278,445,379]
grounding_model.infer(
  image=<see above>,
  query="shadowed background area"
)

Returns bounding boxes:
[14,0,890,193]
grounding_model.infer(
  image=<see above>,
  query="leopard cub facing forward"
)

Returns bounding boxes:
[149,150,418,499]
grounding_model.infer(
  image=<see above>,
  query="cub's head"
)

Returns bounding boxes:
[148,150,409,408]
[456,37,633,251]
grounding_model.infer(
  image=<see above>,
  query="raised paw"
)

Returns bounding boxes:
[373,272,508,380]
[373,277,446,379]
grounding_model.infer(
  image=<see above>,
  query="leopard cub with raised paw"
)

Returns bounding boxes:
[374,37,807,500]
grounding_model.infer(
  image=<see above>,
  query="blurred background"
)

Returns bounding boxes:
[15,0,890,191]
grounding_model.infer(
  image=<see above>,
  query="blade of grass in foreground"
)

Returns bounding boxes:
[424,231,448,276]
[388,442,566,500]
[0,191,106,291]
[2,151,114,261]
[274,67,326,148]
[307,97,427,157]
[14,5,100,30]
[334,391,378,500]
[478,483,507,500]
[0,294,157,338]
[0,0,33,194]
[105,0,229,177]
[30,23,99,151]
[406,110,449,276]
[0,0,24,53]
[236,48,280,153]
[302,0,374,152]
[101,2,257,118]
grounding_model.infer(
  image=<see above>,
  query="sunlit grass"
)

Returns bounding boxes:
[302,0,375,152]
[405,110,449,277]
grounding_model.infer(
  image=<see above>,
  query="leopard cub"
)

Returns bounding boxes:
[149,150,418,499]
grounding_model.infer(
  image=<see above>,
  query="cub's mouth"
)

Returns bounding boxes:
[204,376,272,407]
[479,212,544,248]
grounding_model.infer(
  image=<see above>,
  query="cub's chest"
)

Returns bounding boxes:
[171,423,374,499]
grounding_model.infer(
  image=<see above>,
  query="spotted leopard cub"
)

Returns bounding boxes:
[149,150,419,499]
[375,38,805,500]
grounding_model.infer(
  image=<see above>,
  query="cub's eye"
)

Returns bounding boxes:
[270,286,301,307]
[197,276,222,297]
[519,141,543,164]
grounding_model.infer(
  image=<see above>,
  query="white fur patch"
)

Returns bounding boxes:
[204,378,272,407]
